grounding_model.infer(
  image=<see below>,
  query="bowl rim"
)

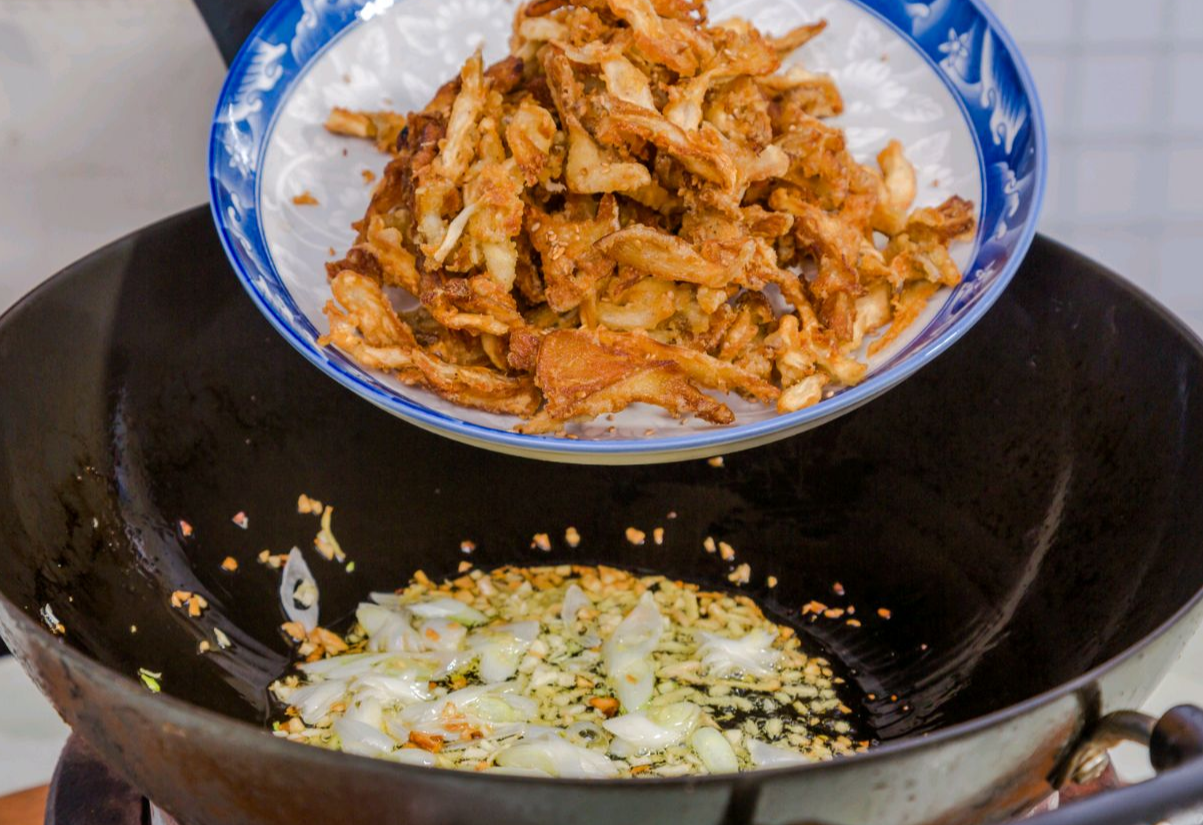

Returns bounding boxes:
[1,217,1201,791]
[207,0,1049,459]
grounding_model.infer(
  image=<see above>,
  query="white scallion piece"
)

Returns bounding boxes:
[561,584,590,630]
[695,628,781,679]
[299,651,393,678]
[289,680,348,725]
[333,717,398,758]
[603,703,700,753]
[344,696,385,729]
[602,592,664,711]
[408,597,488,626]
[356,603,423,653]
[748,738,814,768]
[280,548,319,632]
[392,748,438,767]
[417,617,468,652]
[353,672,433,705]
[469,621,539,683]
[691,728,739,773]
[495,735,619,778]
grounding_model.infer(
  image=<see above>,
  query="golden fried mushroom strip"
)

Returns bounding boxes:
[557,39,661,112]
[797,300,868,386]
[649,0,707,21]
[768,189,865,342]
[763,295,867,389]
[529,194,621,313]
[595,225,730,289]
[913,196,977,244]
[465,156,526,290]
[704,77,774,149]
[664,70,716,131]
[323,271,427,382]
[594,96,738,189]
[361,217,422,295]
[324,108,408,153]
[327,271,418,349]
[871,140,917,236]
[421,272,526,337]
[520,329,734,432]
[607,0,708,76]
[433,50,487,184]
[409,349,543,417]
[324,273,540,416]
[412,52,488,257]
[868,281,939,356]
[595,279,679,331]
[884,196,977,288]
[543,48,652,195]
[714,293,773,362]
[769,20,828,54]
[766,313,831,414]
[773,115,859,208]
[777,374,828,413]
[705,20,782,77]
[521,0,571,17]
[758,67,844,120]
[325,308,417,373]
[848,279,892,352]
[505,98,559,186]
[318,0,978,432]
[325,107,375,139]
[601,53,659,111]
[596,330,779,403]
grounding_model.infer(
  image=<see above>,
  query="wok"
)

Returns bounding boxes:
[1,209,1203,825]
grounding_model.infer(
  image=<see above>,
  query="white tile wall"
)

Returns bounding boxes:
[1168,145,1203,215]
[1078,55,1160,133]
[0,0,1201,804]
[1180,2,1203,39]
[989,0,1203,303]
[1081,0,1166,43]
[992,1,1077,44]
[0,0,225,312]
[1073,147,1144,218]
[1170,54,1203,129]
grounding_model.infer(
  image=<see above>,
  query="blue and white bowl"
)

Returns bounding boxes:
[209,0,1046,464]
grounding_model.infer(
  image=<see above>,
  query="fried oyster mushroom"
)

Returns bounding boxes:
[319,0,975,432]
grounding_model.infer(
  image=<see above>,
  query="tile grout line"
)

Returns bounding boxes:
[1020,39,1203,57]
[1051,0,1092,248]
[1140,0,1181,292]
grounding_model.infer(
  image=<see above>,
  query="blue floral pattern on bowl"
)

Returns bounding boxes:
[209,0,1046,464]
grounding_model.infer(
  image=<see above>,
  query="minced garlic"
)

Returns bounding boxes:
[270,565,868,777]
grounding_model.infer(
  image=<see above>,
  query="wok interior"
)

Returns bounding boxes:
[3,215,1203,748]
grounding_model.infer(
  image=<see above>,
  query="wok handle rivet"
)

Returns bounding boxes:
[1069,747,1112,786]
[1058,710,1156,788]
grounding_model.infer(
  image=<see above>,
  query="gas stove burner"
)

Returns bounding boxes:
[46,733,1125,825]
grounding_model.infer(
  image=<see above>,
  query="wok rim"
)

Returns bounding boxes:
[0,210,1201,792]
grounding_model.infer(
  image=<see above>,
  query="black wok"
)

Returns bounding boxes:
[2,209,1203,825]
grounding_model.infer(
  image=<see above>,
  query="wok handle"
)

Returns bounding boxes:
[1030,708,1203,825]
[1060,705,1203,786]
[1150,705,1203,772]
[191,0,276,67]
